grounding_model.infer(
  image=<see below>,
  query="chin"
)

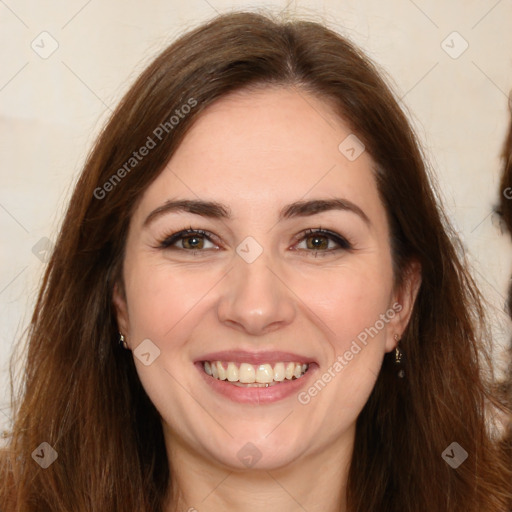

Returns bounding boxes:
[201,428,308,471]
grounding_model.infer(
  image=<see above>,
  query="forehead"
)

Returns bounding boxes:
[134,87,384,226]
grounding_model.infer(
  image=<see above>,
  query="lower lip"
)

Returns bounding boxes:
[195,362,317,404]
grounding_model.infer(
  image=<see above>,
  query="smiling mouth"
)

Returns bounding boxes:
[202,361,310,387]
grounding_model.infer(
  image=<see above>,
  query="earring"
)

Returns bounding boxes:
[119,332,129,350]
[394,334,405,378]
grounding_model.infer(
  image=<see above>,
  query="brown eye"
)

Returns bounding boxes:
[181,234,205,250]
[159,229,217,251]
[305,234,329,250]
[296,229,352,253]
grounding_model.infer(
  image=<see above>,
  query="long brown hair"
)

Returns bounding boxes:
[1,11,511,511]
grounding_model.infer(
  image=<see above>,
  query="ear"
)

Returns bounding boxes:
[384,259,422,353]
[113,281,131,346]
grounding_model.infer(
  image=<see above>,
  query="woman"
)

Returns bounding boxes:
[1,11,510,512]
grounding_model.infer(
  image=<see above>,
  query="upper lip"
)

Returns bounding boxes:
[195,350,316,366]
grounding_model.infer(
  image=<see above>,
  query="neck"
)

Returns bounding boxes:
[163,426,354,512]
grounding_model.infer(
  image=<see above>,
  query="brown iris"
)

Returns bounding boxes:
[305,234,329,250]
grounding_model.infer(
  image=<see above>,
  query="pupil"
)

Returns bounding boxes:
[186,236,202,249]
[309,235,326,249]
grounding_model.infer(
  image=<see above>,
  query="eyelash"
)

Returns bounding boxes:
[156,227,352,256]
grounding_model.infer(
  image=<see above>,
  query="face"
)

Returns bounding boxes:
[114,87,419,472]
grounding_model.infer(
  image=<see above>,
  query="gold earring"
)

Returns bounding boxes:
[394,334,405,378]
[119,332,128,350]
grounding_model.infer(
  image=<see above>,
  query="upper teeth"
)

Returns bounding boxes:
[203,361,308,383]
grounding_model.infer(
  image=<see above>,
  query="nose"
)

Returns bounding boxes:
[216,249,296,336]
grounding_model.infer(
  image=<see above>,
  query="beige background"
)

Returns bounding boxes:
[1,0,512,434]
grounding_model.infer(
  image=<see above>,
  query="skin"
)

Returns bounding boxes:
[113,86,421,512]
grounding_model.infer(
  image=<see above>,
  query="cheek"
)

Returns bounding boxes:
[291,258,394,413]
[122,261,210,425]
[295,259,395,349]
[124,259,217,342]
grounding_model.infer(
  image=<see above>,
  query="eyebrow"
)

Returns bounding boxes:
[143,197,371,227]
